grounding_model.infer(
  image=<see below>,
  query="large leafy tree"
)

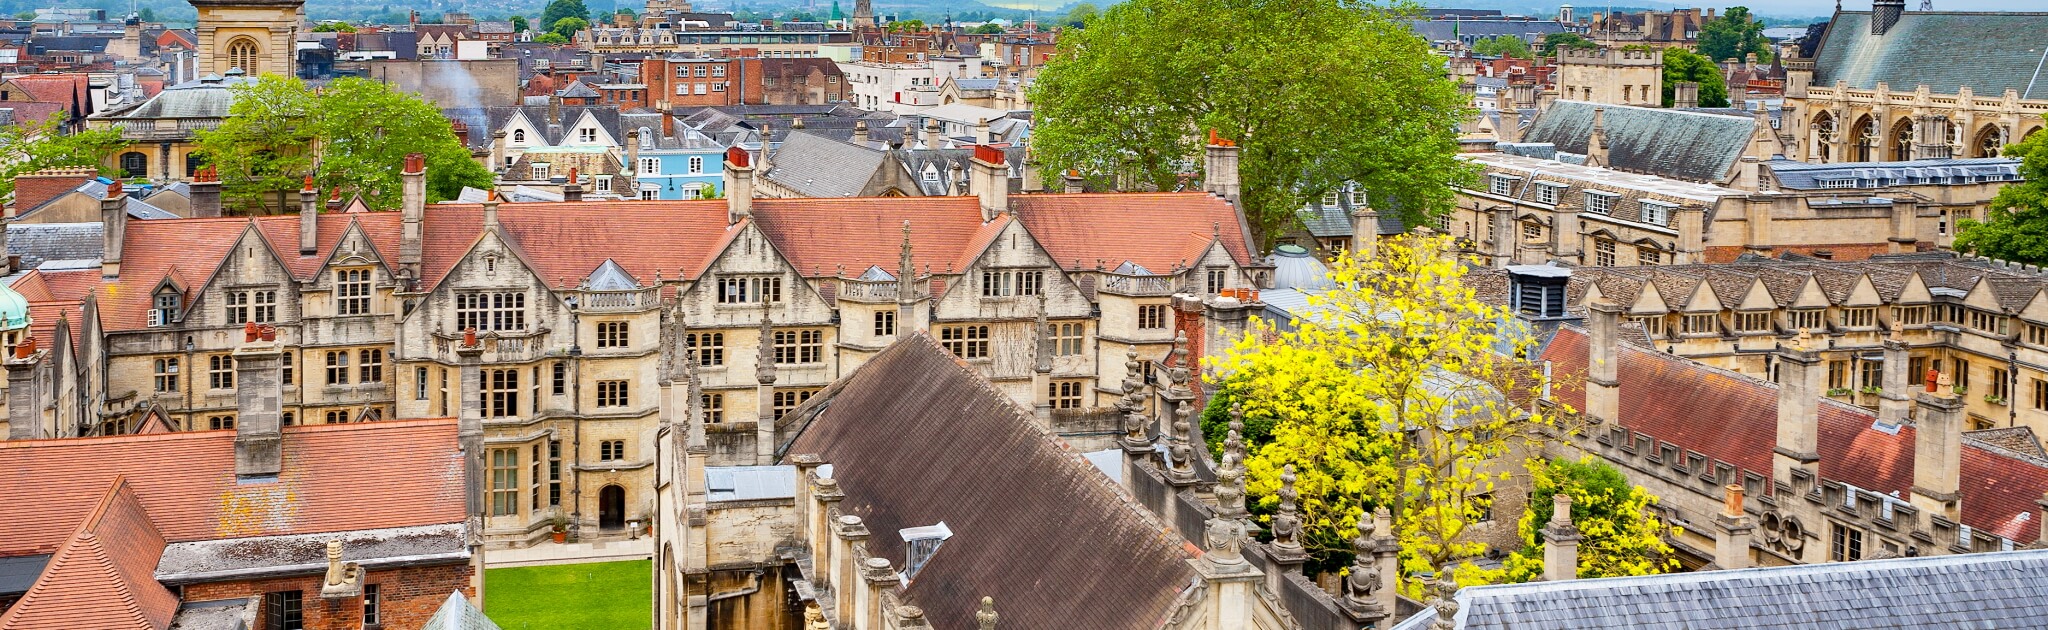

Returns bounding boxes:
[1029,0,1473,246]
[1956,124,2048,263]
[1471,35,1531,59]
[1697,6,1771,65]
[550,17,590,39]
[1495,457,1678,582]
[1662,46,1729,108]
[1214,235,1569,591]
[1538,31,1596,56]
[540,0,591,33]
[195,76,492,214]
[0,112,127,200]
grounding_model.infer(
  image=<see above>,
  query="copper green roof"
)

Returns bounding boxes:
[1813,11,2048,98]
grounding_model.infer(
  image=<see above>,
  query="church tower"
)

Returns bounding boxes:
[853,0,874,30]
[190,0,304,78]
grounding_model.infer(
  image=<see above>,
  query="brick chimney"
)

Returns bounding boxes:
[1773,332,1824,487]
[969,144,1008,221]
[399,154,426,281]
[489,130,508,173]
[1585,298,1622,423]
[299,175,319,255]
[1910,370,1964,522]
[190,166,222,218]
[9,166,94,217]
[723,146,753,224]
[100,180,127,279]
[563,167,583,202]
[1542,493,1580,581]
[1713,484,1754,570]
[233,324,285,478]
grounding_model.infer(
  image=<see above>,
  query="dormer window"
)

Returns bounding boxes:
[579,128,597,143]
[532,163,550,180]
[151,292,181,326]
[512,129,525,143]
[1534,181,1562,205]
[1638,200,1675,227]
[1584,190,1618,215]
[1487,173,1517,196]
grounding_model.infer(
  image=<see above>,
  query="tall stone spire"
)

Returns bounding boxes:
[1117,345,1152,453]
[1164,333,1197,483]
[896,220,916,334]
[1031,292,1053,422]
[755,302,778,465]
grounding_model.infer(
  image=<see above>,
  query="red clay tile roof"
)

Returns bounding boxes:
[25,300,81,356]
[1012,193,1251,272]
[1543,327,2048,543]
[0,419,466,557]
[0,478,177,630]
[747,198,988,279]
[786,334,1195,629]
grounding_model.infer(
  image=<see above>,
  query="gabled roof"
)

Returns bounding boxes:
[1524,101,1758,184]
[1542,327,2048,543]
[1413,548,2048,629]
[762,131,896,198]
[0,419,466,557]
[747,197,986,278]
[421,591,503,630]
[0,478,177,630]
[1013,193,1252,271]
[783,334,1195,630]
[1813,11,2048,98]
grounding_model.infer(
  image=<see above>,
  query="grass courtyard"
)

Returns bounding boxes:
[484,559,652,630]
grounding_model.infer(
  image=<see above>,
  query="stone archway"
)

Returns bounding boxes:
[1852,114,1880,162]
[599,484,626,530]
[1888,117,1916,161]
[1973,124,2007,158]
[1811,111,1838,162]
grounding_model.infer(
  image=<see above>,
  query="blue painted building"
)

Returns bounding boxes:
[630,128,727,200]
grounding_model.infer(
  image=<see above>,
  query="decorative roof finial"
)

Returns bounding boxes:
[1272,464,1303,553]
[1344,515,1384,613]
[976,596,999,630]
[755,302,777,386]
[1032,292,1052,375]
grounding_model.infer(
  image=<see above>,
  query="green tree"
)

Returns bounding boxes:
[1697,6,1771,65]
[193,76,491,214]
[971,23,1005,34]
[312,21,356,32]
[1030,0,1472,246]
[539,0,591,33]
[13,11,34,20]
[614,7,637,23]
[534,32,570,44]
[1956,124,2048,263]
[511,15,530,32]
[1216,235,1568,590]
[1471,35,1530,59]
[138,8,156,22]
[1662,46,1729,108]
[1062,2,1098,28]
[1495,458,1678,582]
[1538,32,1596,55]
[0,112,128,200]
[886,19,926,31]
[550,17,590,38]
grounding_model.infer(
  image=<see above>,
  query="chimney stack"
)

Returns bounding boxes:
[563,167,583,202]
[100,180,127,279]
[1712,484,1754,570]
[1585,298,1622,423]
[299,175,319,255]
[9,166,95,217]
[489,130,508,173]
[723,146,754,224]
[1062,169,1084,194]
[1203,130,1241,205]
[399,154,426,281]
[482,190,501,230]
[1674,81,1699,108]
[190,166,223,218]
[6,335,47,440]
[325,187,343,213]
[233,323,285,478]
[1910,371,1964,522]
[1773,332,1824,487]
[1542,493,1580,581]
[922,117,944,148]
[1878,325,1912,426]
[1350,207,1379,258]
[852,120,869,144]
[972,117,991,144]
[970,144,1009,221]
[1587,107,1611,168]
[626,129,642,185]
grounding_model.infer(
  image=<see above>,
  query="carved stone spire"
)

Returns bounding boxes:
[1271,464,1303,554]
[1166,331,1193,399]
[898,220,915,284]
[1343,515,1384,614]
[976,596,999,630]
[1164,333,1197,482]
[1427,569,1461,630]
[1213,404,1248,521]
[1032,292,1052,375]
[1118,345,1153,452]
[755,303,777,386]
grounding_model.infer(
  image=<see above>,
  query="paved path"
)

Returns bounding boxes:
[484,537,654,568]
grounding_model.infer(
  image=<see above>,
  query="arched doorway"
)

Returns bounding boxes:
[1888,118,1916,161]
[1974,124,2007,157]
[599,484,626,530]
[118,151,147,178]
[1851,115,1879,162]
[1810,112,1837,162]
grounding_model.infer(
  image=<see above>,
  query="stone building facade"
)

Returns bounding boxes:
[3,144,1257,548]
[1783,7,2048,164]
[190,0,302,78]
[1553,46,1662,107]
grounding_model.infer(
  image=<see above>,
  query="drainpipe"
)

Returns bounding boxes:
[570,303,586,536]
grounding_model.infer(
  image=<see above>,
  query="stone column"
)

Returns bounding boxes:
[832,516,869,623]
[458,341,485,522]
[1712,484,1754,570]
[754,309,777,466]
[859,557,900,630]
[1774,333,1824,488]
[1585,298,1622,424]
[1542,494,1580,581]
[1490,204,1516,267]
[1551,202,1582,262]
[809,478,844,585]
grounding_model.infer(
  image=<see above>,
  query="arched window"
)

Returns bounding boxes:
[119,152,147,178]
[226,37,261,74]
[512,129,525,143]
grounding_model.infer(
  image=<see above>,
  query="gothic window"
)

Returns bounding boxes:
[325,350,349,385]
[225,37,261,74]
[597,380,629,407]
[486,369,520,418]
[1138,304,1168,330]
[980,269,1042,297]
[358,349,383,383]
[456,292,526,331]
[702,393,724,423]
[153,358,179,392]
[600,440,626,460]
[335,269,372,315]
[596,321,628,348]
[716,276,782,304]
[1053,322,1085,356]
[1637,246,1661,266]
[1593,239,1615,267]
[489,448,518,516]
[547,440,562,505]
[771,388,818,420]
[874,310,896,336]
[687,332,724,366]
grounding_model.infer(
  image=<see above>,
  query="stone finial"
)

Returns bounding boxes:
[1166,332,1192,398]
[1168,399,1195,479]
[1344,515,1383,612]
[318,539,363,598]
[1201,517,1248,569]
[1427,570,1461,630]
[1548,493,1575,531]
[1032,292,1052,374]
[804,605,829,630]
[1272,464,1303,552]
[976,596,999,630]
[898,220,915,280]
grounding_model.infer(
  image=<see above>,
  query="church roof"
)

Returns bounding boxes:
[1812,11,2048,98]
[1524,101,1758,184]
[782,334,1197,630]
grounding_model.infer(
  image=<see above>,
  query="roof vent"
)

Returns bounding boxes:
[1506,265,1570,319]
[898,522,952,582]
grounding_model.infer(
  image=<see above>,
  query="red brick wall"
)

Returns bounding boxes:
[11,168,92,214]
[181,562,473,630]
[1703,242,1896,264]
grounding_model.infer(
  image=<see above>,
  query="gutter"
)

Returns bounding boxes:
[155,551,471,586]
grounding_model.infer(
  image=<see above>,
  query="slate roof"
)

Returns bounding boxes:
[1405,19,1567,44]
[1416,548,2048,629]
[421,591,502,630]
[0,419,467,557]
[0,478,177,630]
[762,130,894,198]
[1543,327,2048,544]
[1765,157,2022,190]
[1297,202,1404,238]
[154,523,467,584]
[892,146,1027,195]
[1813,11,2048,98]
[1523,101,1760,184]
[782,334,1196,630]
[92,76,247,121]
[7,222,101,270]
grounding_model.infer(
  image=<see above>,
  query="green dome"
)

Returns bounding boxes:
[0,282,29,331]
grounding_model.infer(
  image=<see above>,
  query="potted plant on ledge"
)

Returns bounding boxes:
[549,513,569,544]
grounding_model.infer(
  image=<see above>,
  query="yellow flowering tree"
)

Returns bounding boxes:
[1498,457,1679,581]
[1214,234,1569,591]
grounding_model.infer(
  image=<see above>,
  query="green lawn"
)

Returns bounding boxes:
[484,559,652,630]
